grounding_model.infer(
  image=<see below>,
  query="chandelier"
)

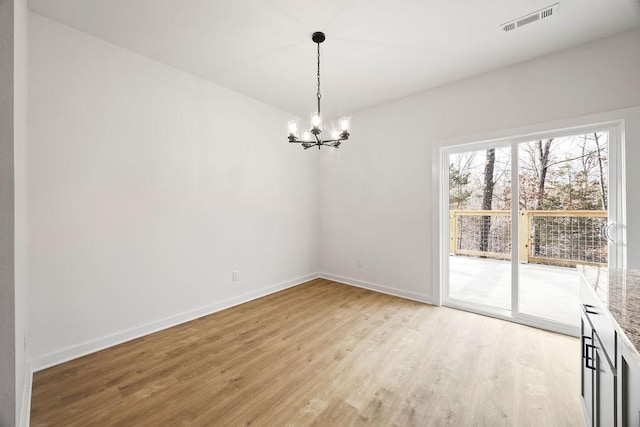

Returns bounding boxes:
[287,32,351,150]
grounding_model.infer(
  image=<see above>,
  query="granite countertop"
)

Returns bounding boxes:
[579,265,640,359]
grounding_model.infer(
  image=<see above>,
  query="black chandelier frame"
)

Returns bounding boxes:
[288,32,350,150]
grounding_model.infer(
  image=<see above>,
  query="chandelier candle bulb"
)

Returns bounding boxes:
[302,130,312,142]
[339,117,351,136]
[287,120,299,139]
[310,112,322,133]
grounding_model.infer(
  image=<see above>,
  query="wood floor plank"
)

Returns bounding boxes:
[31,279,585,426]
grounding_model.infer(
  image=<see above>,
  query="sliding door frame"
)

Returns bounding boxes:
[439,120,625,337]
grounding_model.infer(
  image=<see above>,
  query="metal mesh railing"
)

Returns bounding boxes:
[529,214,608,265]
[455,213,511,258]
[450,210,608,266]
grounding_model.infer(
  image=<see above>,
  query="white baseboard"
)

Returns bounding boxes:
[318,272,434,305]
[29,273,320,373]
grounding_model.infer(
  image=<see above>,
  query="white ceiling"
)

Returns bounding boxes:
[29,0,640,120]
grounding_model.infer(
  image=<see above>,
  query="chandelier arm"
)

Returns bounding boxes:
[290,136,346,146]
[291,137,347,145]
[321,137,346,143]
[319,142,339,148]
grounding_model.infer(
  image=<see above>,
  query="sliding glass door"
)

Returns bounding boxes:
[442,123,624,334]
[448,145,512,313]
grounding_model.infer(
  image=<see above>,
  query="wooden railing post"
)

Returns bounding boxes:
[518,210,529,263]
[450,210,457,255]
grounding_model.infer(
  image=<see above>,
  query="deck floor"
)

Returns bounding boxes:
[449,256,580,326]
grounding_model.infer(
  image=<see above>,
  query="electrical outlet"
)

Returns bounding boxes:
[232,270,239,281]
[357,258,363,268]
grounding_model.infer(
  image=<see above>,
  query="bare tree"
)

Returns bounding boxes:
[534,139,553,208]
[531,139,552,255]
[449,152,478,208]
[480,149,495,254]
[518,140,552,210]
[593,132,607,210]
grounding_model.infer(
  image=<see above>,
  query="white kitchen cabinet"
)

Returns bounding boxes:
[580,267,640,427]
[582,306,618,427]
[594,333,617,427]
[582,311,595,425]
[620,343,640,427]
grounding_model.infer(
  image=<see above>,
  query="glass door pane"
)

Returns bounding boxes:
[517,132,609,326]
[448,146,512,311]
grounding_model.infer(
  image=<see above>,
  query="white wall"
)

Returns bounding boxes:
[320,28,640,302]
[28,14,320,367]
[15,0,29,424]
[1,1,28,424]
[0,0,16,424]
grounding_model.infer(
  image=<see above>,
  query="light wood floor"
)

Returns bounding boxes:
[31,279,585,426]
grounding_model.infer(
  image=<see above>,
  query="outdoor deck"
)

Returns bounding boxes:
[449,255,580,326]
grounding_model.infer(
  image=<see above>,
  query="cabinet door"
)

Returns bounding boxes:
[621,344,640,427]
[594,334,617,427]
[583,314,595,426]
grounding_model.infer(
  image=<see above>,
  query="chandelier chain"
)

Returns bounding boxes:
[316,42,321,114]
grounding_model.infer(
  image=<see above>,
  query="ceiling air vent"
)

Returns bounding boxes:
[501,3,559,32]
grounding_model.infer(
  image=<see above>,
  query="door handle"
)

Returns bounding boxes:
[582,334,592,357]
[602,221,616,243]
[584,341,596,371]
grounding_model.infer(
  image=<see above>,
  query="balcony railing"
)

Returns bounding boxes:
[449,210,608,267]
